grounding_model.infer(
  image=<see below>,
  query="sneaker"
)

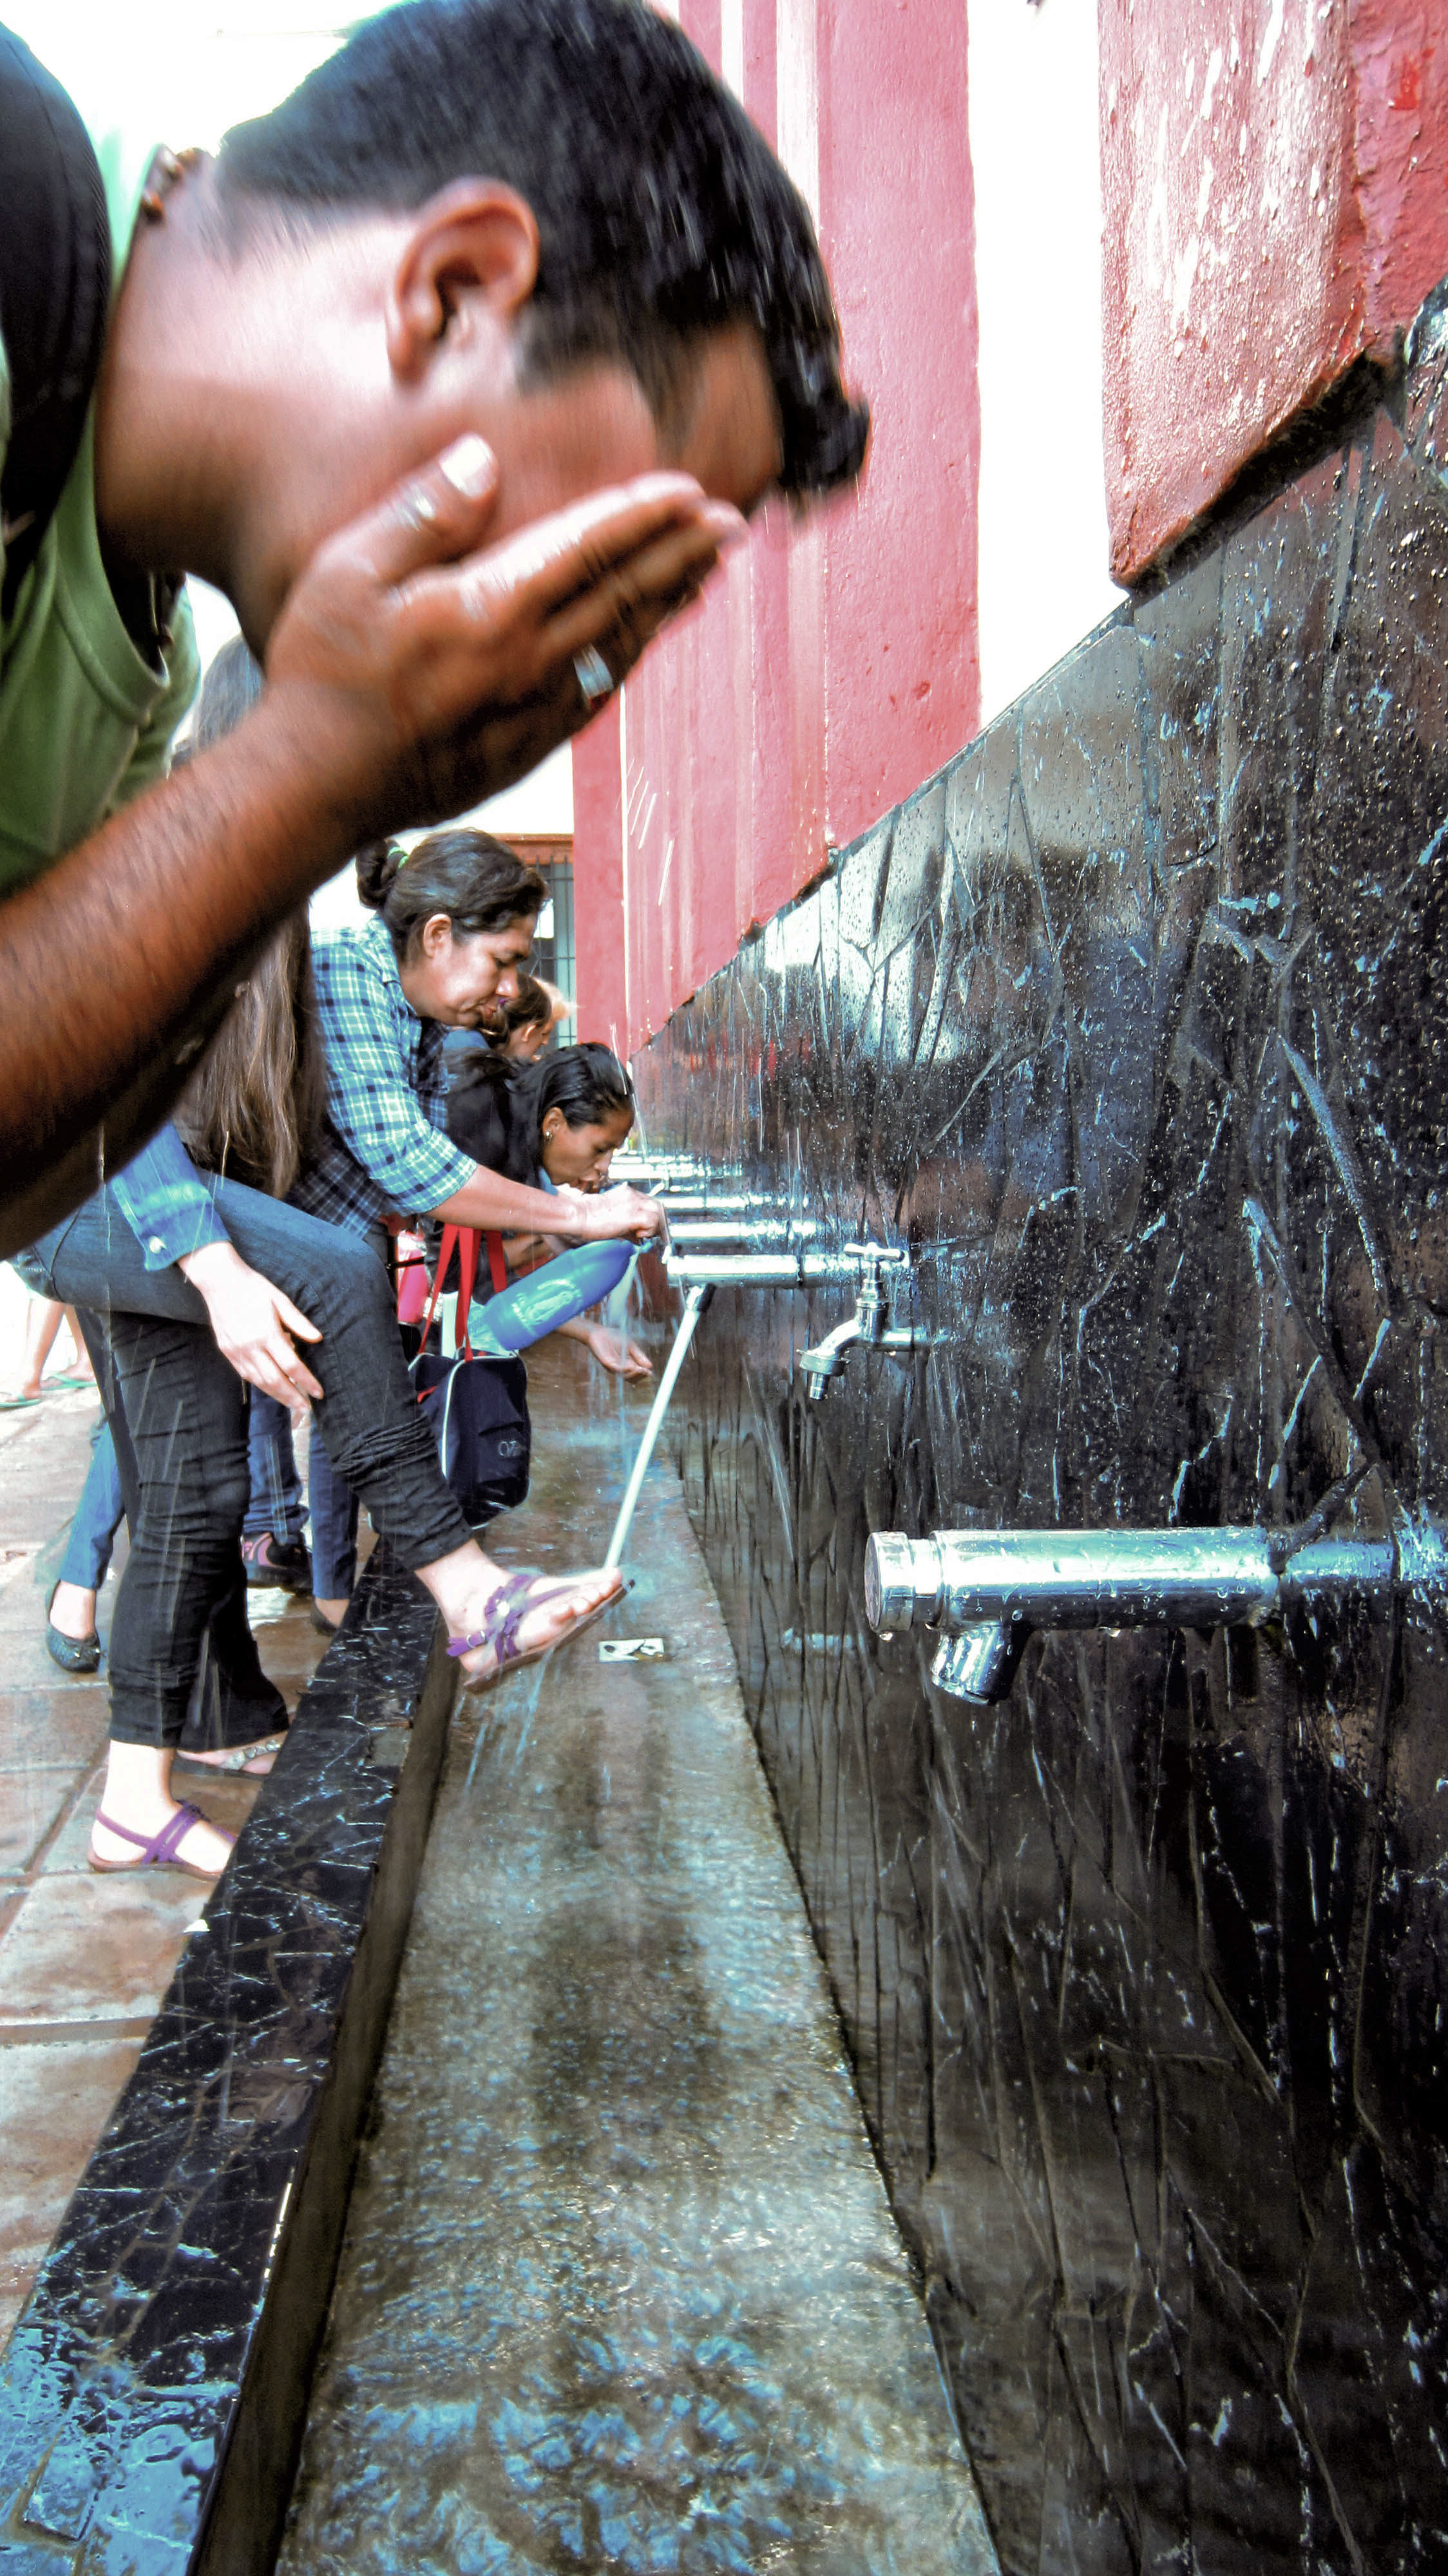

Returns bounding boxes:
[241,1532,313,1595]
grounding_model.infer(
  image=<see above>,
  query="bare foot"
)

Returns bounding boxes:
[314,1597,348,1629]
[453,1566,624,1686]
[49,1580,97,1642]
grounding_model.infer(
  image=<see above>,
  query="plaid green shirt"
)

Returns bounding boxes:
[291,913,478,1238]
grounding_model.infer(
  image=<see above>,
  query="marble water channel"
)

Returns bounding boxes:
[278,1343,996,2575]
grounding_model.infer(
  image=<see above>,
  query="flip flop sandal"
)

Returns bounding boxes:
[44,1375,95,1392]
[0,1394,39,1412]
[45,1580,101,1676]
[88,1802,235,1880]
[447,1571,622,1689]
[174,1732,287,1777]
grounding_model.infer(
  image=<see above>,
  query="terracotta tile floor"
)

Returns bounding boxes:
[0,1267,336,2347]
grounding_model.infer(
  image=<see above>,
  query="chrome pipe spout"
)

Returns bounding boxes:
[798,1242,924,1401]
[638,1194,767,1218]
[667,1218,821,1249]
[611,1157,741,1188]
[862,1519,1444,1705]
[662,1246,863,1288]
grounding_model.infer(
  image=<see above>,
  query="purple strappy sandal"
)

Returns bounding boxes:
[447,1571,620,1686]
[89,1802,234,1881]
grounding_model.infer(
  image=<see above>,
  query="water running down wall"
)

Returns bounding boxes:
[632,296,1448,2573]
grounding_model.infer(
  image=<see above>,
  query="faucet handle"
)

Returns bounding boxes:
[843,1239,908,1269]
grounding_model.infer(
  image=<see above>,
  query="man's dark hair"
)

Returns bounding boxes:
[216,0,866,495]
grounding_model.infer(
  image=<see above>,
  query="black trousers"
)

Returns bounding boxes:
[23,1182,469,1749]
[69,1307,285,1754]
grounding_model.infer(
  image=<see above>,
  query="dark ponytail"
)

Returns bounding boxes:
[356,827,546,958]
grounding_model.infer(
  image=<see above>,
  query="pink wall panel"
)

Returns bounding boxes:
[1353,1,1448,355]
[573,0,980,1058]
[1101,0,1448,587]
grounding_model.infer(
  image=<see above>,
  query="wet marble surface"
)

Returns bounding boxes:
[281,1351,995,2576]
[0,1555,455,2576]
[631,299,1448,2571]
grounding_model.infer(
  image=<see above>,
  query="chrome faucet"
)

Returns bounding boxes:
[864,1517,1448,1704]
[798,1242,923,1401]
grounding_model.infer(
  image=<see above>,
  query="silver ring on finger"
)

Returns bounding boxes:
[573,646,614,710]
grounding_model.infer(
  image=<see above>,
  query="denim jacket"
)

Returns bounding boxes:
[109,1123,229,1271]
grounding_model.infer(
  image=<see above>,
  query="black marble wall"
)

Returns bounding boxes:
[632,292,1448,2573]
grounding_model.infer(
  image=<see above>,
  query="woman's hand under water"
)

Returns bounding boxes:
[580,1323,653,1381]
[176,1240,323,1411]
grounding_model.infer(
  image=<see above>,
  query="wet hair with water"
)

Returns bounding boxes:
[214,0,867,497]
[356,829,546,961]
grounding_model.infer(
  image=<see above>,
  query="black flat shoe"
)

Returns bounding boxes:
[45,1581,100,1676]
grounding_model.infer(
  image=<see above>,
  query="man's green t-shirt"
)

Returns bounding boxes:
[0,146,200,900]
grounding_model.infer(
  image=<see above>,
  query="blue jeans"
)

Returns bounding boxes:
[243,1394,307,1547]
[59,1417,125,1592]
[307,1432,359,1601]
[21,1184,468,1748]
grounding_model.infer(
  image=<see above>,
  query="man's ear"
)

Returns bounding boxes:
[386,181,540,383]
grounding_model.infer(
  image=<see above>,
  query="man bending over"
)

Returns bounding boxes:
[0,0,866,1253]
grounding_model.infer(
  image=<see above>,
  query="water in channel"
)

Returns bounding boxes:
[279,1345,996,2575]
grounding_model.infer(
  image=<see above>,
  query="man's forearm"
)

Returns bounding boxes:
[0,693,354,1256]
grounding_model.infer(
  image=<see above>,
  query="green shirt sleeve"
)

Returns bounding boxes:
[108,585,200,813]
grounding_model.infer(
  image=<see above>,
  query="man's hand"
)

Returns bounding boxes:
[177,1240,323,1408]
[266,435,745,838]
[0,445,743,1255]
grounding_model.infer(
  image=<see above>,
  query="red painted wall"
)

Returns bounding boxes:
[1101,0,1448,587]
[572,0,980,1059]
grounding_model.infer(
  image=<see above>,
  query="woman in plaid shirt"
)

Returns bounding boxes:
[294,830,665,1631]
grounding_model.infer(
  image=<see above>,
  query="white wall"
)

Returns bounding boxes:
[967,0,1125,730]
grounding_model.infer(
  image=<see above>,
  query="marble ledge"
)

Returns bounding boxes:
[0,1545,455,2576]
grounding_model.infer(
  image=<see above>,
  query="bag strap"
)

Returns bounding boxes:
[455,1226,480,1359]
[0,32,111,619]
[415,1226,506,1365]
[415,1224,461,1359]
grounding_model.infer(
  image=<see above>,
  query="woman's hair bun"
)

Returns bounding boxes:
[354,840,403,909]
